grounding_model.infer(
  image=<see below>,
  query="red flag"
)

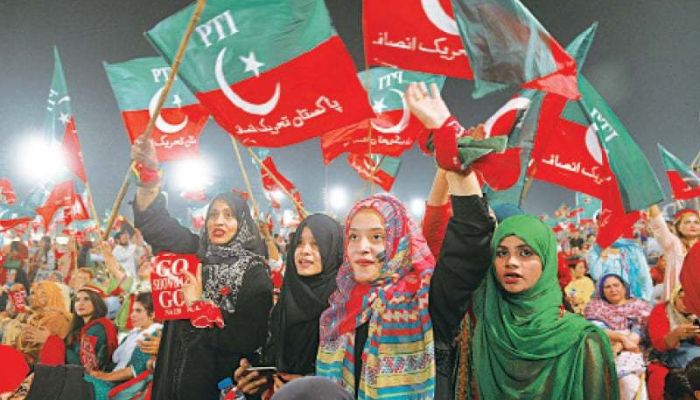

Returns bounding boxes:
[258,157,305,215]
[0,179,17,205]
[528,93,613,198]
[60,118,88,183]
[347,154,401,192]
[363,0,473,79]
[658,144,700,201]
[596,178,641,248]
[36,180,78,230]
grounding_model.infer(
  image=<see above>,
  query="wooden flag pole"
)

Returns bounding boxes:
[102,0,207,241]
[229,137,260,215]
[83,183,103,235]
[247,148,308,218]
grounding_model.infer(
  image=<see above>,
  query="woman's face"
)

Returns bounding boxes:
[675,289,689,314]
[572,261,587,279]
[69,271,91,291]
[677,213,700,240]
[130,301,154,329]
[74,291,95,318]
[294,226,323,277]
[206,199,238,245]
[347,209,386,284]
[29,285,48,309]
[602,276,626,305]
[494,235,543,294]
[138,259,153,280]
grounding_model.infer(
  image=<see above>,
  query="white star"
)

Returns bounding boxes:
[172,94,183,108]
[372,97,388,114]
[240,51,265,78]
[58,112,71,125]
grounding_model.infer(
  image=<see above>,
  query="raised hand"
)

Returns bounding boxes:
[406,82,451,130]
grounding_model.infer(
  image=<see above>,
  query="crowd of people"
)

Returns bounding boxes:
[0,82,699,400]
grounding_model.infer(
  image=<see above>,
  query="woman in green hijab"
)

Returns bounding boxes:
[469,214,619,399]
[406,81,618,400]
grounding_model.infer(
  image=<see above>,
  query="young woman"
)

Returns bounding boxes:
[65,286,118,372]
[647,286,700,400]
[564,257,596,314]
[316,194,436,399]
[649,206,699,300]
[584,274,652,400]
[406,81,618,400]
[131,136,273,400]
[86,292,162,400]
[235,214,344,396]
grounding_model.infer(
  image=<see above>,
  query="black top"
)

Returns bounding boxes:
[135,193,272,400]
[266,214,343,375]
[428,195,495,400]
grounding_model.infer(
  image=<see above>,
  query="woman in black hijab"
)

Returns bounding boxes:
[132,137,273,400]
[236,214,343,394]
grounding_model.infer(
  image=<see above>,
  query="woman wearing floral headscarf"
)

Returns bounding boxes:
[316,194,436,399]
[132,137,273,400]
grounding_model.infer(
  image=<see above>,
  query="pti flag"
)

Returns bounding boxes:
[252,150,304,214]
[46,47,88,184]
[0,179,17,205]
[482,24,597,205]
[146,0,372,147]
[347,153,401,192]
[104,57,210,162]
[451,0,579,99]
[658,144,700,201]
[35,181,89,230]
[321,67,445,164]
[363,0,473,79]
[575,192,602,225]
[0,205,35,232]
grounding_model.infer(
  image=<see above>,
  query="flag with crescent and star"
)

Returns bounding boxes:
[575,192,602,225]
[363,0,473,79]
[658,144,700,201]
[0,179,17,205]
[451,0,580,99]
[146,0,373,148]
[485,24,596,205]
[35,180,89,230]
[320,67,445,164]
[347,153,401,192]
[104,57,211,162]
[45,47,88,184]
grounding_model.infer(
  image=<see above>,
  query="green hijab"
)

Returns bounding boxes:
[471,215,618,399]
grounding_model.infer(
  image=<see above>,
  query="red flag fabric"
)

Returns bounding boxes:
[363,0,473,79]
[35,181,86,230]
[595,178,641,248]
[60,118,88,183]
[528,93,613,198]
[258,157,305,215]
[347,154,401,192]
[658,144,700,201]
[0,179,17,205]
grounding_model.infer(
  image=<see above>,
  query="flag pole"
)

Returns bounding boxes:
[84,183,103,236]
[102,0,207,241]
[360,8,376,195]
[229,137,260,215]
[519,176,534,207]
[247,148,308,218]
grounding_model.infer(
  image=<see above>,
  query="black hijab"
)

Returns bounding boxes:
[197,192,268,314]
[268,214,344,374]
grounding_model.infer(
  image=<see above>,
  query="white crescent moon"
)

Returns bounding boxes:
[421,0,460,36]
[371,89,410,134]
[215,47,280,116]
[483,97,530,138]
[585,125,604,165]
[148,87,189,134]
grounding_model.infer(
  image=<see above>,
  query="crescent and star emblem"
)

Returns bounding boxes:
[215,47,280,116]
[371,89,411,134]
[148,87,189,134]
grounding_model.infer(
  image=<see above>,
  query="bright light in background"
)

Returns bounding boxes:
[172,157,213,192]
[271,190,285,203]
[410,198,425,217]
[328,186,348,211]
[18,136,65,181]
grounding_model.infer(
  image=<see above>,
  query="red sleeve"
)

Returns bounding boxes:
[39,334,66,366]
[421,200,453,260]
[648,303,671,352]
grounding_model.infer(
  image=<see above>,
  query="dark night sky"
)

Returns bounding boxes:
[1,0,698,223]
